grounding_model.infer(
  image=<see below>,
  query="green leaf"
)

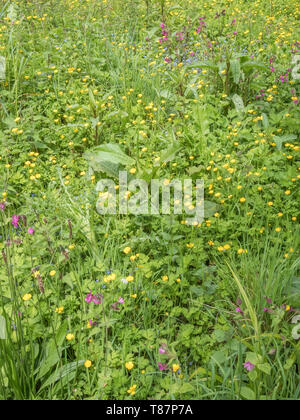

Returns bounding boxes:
[170,382,194,394]
[284,355,296,370]
[232,94,245,113]
[257,363,271,375]
[85,143,135,166]
[241,62,268,73]
[188,61,218,72]
[160,142,181,163]
[246,352,262,365]
[273,135,297,151]
[241,386,256,400]
[230,59,241,84]
[36,321,67,380]
[0,315,7,340]
[39,360,85,392]
[0,56,5,80]
[248,369,258,382]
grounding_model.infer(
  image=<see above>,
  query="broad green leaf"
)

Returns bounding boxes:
[273,134,297,151]
[246,352,262,365]
[85,144,135,166]
[0,56,5,80]
[188,61,218,72]
[39,360,85,392]
[257,363,271,375]
[283,355,296,370]
[248,369,258,382]
[241,62,268,73]
[241,386,256,400]
[36,321,67,380]
[0,315,6,339]
[230,59,241,84]
[232,94,245,113]
[160,142,181,163]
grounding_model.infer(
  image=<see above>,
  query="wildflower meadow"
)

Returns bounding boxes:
[0,0,299,401]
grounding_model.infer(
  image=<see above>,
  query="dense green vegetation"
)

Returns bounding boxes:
[0,0,299,400]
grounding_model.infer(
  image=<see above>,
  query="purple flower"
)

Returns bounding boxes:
[111,302,120,311]
[236,307,242,313]
[266,297,273,305]
[118,296,124,304]
[92,293,103,305]
[27,227,35,235]
[0,202,5,211]
[11,214,19,228]
[85,292,93,303]
[158,362,168,371]
[159,347,166,354]
[244,361,255,372]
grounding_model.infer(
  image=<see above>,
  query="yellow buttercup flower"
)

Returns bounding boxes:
[127,384,137,395]
[55,306,64,314]
[172,364,180,373]
[23,293,32,301]
[84,360,92,368]
[125,362,134,370]
[66,333,75,341]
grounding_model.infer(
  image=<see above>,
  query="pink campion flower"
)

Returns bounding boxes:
[118,297,124,304]
[92,293,103,305]
[0,202,5,211]
[160,23,165,29]
[85,292,93,303]
[111,302,120,311]
[244,361,255,372]
[27,227,35,235]
[235,307,242,313]
[266,297,273,305]
[159,347,166,354]
[158,362,168,371]
[11,214,20,228]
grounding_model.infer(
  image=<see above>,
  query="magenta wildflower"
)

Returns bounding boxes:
[85,292,93,303]
[0,202,5,211]
[92,294,103,305]
[118,296,125,304]
[27,227,35,235]
[159,347,166,354]
[158,362,168,371]
[244,361,255,372]
[111,302,120,311]
[236,307,242,313]
[11,214,19,228]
